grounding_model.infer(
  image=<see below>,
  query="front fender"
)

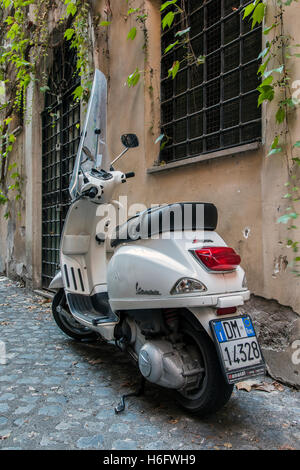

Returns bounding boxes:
[49,271,64,290]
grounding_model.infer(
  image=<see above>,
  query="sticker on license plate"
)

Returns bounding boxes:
[210,315,265,384]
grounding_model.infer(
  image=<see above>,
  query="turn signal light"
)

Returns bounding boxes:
[170,278,207,295]
[194,247,241,272]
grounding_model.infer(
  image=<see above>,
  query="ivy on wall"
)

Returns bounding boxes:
[0,0,92,216]
[244,0,300,274]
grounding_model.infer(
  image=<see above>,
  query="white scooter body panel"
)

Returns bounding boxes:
[51,69,266,411]
[107,230,249,311]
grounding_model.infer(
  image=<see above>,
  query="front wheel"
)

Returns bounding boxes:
[174,320,233,417]
[52,289,98,342]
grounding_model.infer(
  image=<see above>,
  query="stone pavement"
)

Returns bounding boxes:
[0,276,299,450]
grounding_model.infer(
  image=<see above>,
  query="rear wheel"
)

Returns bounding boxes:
[174,320,233,417]
[52,289,98,341]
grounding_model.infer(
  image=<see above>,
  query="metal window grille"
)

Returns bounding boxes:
[41,42,80,288]
[160,0,262,163]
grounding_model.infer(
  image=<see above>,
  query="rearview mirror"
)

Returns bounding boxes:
[121,134,139,149]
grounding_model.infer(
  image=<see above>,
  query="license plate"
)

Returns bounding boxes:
[210,315,265,384]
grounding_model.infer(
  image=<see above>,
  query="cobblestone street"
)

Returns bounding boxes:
[0,276,299,450]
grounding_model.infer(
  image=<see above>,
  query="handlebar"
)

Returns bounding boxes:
[88,187,98,198]
[79,186,98,199]
[125,172,135,179]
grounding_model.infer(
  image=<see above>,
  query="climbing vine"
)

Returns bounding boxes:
[244,0,300,274]
[0,0,93,216]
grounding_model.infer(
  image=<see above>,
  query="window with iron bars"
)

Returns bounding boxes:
[160,0,262,164]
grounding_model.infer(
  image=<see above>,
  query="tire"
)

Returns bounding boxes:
[52,289,98,342]
[174,320,233,417]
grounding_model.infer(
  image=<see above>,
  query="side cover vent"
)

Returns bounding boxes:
[63,264,70,288]
[64,264,85,292]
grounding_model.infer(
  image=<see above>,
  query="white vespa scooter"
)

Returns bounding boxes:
[50,69,265,416]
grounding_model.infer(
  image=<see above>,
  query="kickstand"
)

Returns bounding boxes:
[114,376,146,414]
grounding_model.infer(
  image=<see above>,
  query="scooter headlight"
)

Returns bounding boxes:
[170,278,207,295]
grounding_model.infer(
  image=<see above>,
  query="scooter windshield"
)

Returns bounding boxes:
[69,69,109,200]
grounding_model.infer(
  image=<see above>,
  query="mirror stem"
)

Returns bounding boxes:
[111,147,129,166]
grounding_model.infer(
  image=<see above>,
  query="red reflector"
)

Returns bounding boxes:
[194,247,241,272]
[217,307,237,316]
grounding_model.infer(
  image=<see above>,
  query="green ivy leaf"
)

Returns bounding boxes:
[267,147,282,157]
[257,85,274,106]
[99,21,111,26]
[127,68,141,87]
[0,191,8,205]
[164,41,179,54]
[243,1,257,19]
[5,16,14,25]
[64,28,75,40]
[155,134,165,144]
[263,66,284,78]
[252,3,266,28]
[278,214,293,224]
[127,27,137,40]
[162,11,175,30]
[258,46,270,60]
[127,8,140,15]
[161,0,178,12]
[276,107,285,124]
[268,137,283,158]
[72,85,83,101]
[293,141,300,148]
[271,136,279,149]
[66,2,77,17]
[259,75,274,87]
[175,27,191,37]
[263,23,276,35]
[168,60,180,79]
[258,57,270,76]
[281,98,297,108]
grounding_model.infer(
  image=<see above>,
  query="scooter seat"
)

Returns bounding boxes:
[111,202,217,248]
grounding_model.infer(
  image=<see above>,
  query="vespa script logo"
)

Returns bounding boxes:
[136,282,161,296]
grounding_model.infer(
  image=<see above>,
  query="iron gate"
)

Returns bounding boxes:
[41,42,80,289]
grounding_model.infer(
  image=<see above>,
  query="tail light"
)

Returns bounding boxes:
[193,247,241,272]
[217,307,237,316]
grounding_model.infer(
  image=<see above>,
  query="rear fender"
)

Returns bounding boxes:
[187,307,219,340]
[187,292,248,339]
[49,271,64,290]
